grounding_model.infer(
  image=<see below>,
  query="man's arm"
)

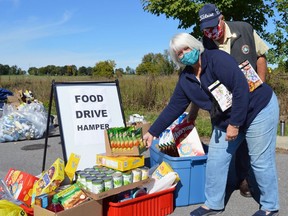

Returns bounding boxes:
[257,55,268,82]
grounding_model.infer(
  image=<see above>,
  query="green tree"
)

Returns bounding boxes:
[141,0,287,65]
[0,64,10,75]
[61,65,77,76]
[136,52,174,75]
[264,0,287,67]
[9,65,18,75]
[78,66,88,76]
[28,67,38,75]
[125,66,135,74]
[92,60,115,78]
[115,68,124,78]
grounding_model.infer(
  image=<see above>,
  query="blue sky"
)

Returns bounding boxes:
[0,0,276,72]
[0,0,187,71]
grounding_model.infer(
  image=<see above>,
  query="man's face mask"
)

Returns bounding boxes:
[203,20,224,40]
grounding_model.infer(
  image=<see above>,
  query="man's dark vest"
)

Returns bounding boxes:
[203,21,257,70]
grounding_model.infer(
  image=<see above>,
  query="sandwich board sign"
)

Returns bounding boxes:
[53,80,125,170]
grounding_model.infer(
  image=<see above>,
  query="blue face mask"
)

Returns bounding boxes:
[180,49,200,66]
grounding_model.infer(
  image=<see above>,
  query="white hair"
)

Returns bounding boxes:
[169,33,205,69]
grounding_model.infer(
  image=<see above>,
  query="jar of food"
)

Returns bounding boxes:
[85,176,96,192]
[84,168,95,174]
[122,170,133,185]
[103,176,114,191]
[79,173,90,188]
[112,172,123,188]
[132,169,142,182]
[104,170,115,176]
[75,170,85,183]
[89,170,100,176]
[92,179,104,194]
[93,165,103,171]
[139,166,149,180]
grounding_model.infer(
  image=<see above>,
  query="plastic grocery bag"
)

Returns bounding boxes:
[0,102,48,142]
[0,200,27,216]
[143,172,178,194]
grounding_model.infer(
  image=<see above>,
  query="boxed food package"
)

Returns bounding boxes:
[96,154,145,172]
[31,158,65,205]
[34,199,102,216]
[159,117,205,157]
[172,121,205,157]
[53,183,89,210]
[105,126,147,156]
[4,168,39,206]
[64,153,81,183]
[151,161,180,182]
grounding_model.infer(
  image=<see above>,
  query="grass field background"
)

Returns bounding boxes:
[0,74,287,136]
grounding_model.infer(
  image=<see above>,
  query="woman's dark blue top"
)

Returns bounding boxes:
[149,49,273,137]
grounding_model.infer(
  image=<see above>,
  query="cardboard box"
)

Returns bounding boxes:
[4,168,39,206]
[32,158,65,205]
[83,178,151,200]
[34,199,102,216]
[104,130,146,156]
[96,154,144,171]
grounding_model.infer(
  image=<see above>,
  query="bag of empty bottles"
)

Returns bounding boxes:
[0,102,48,142]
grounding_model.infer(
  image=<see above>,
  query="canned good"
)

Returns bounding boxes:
[75,170,85,183]
[79,173,90,187]
[92,179,104,194]
[89,170,100,176]
[122,171,133,185]
[95,173,106,179]
[100,167,109,173]
[93,165,103,171]
[104,170,115,176]
[139,166,149,180]
[112,172,123,188]
[84,168,95,173]
[85,176,96,191]
[103,176,114,191]
[132,168,142,182]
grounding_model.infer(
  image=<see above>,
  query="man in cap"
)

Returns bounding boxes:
[191,3,269,198]
[188,5,275,216]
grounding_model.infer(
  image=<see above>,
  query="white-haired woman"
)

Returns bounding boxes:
[143,33,279,216]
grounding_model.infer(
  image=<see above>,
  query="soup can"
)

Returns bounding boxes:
[92,179,104,194]
[112,172,123,188]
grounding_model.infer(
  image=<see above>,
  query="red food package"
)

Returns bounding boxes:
[171,119,194,145]
[4,168,39,207]
[172,120,205,157]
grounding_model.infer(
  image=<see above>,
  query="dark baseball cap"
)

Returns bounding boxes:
[199,4,221,30]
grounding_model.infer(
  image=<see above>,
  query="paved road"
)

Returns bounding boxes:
[0,130,287,216]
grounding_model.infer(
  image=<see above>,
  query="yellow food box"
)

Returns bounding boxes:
[65,153,81,182]
[96,154,144,171]
[152,161,180,182]
[31,158,65,205]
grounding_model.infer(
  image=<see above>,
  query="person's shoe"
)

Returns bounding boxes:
[190,206,223,216]
[239,179,252,198]
[252,209,279,216]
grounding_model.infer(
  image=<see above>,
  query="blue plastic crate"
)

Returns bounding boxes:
[149,140,207,207]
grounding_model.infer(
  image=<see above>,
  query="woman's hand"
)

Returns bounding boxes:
[143,132,154,148]
[225,124,239,141]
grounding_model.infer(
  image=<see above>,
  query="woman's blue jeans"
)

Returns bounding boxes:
[204,93,279,211]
